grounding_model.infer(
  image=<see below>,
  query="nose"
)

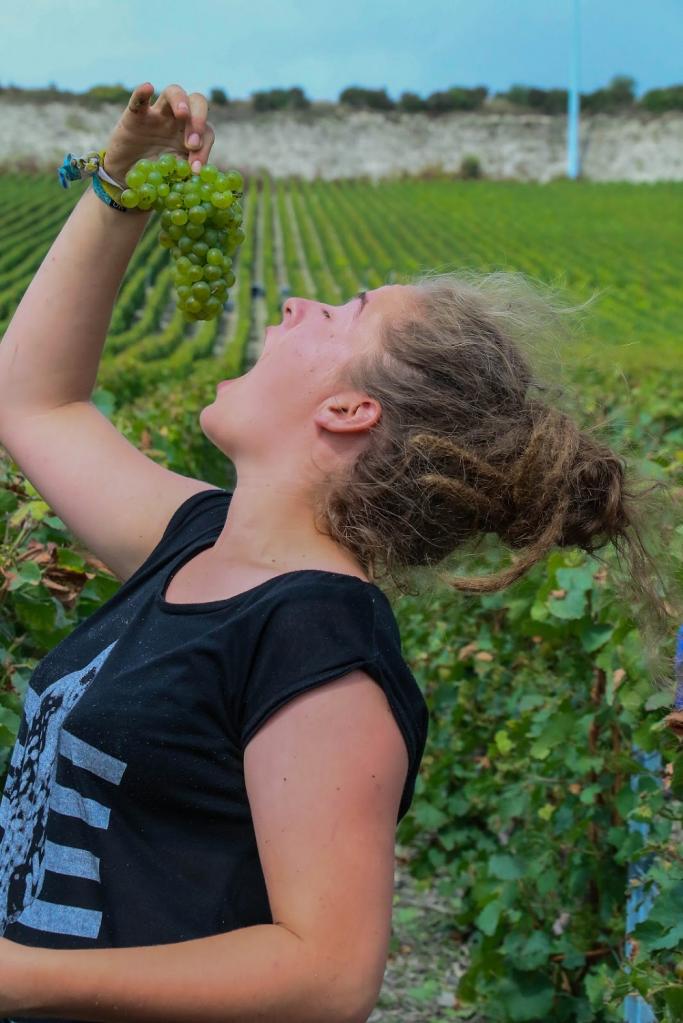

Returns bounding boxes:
[281,297,308,327]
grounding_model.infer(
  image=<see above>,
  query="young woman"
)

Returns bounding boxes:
[0,82,678,1022]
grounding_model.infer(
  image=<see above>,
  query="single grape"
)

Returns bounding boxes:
[160,210,173,228]
[192,241,209,260]
[120,189,140,208]
[164,192,184,210]
[185,223,205,240]
[213,172,229,191]
[191,281,211,303]
[185,297,203,314]
[134,184,154,203]
[174,158,192,179]
[167,224,184,240]
[158,153,176,175]
[147,170,164,187]
[125,168,146,190]
[199,164,218,184]
[177,236,194,254]
[205,296,223,317]
[187,266,204,283]
[213,209,232,228]
[225,269,236,287]
[157,182,170,198]
[203,265,223,282]
[158,230,174,248]
[203,228,220,247]
[175,255,192,274]
[233,227,246,245]
[186,252,202,266]
[170,209,188,226]
[176,284,192,301]
[225,170,244,191]
[209,277,227,293]
[188,205,207,225]
[206,247,224,267]
[133,158,154,178]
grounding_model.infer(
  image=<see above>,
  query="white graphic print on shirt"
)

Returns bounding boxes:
[0,640,127,939]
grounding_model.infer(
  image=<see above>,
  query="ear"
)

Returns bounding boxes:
[314,391,382,434]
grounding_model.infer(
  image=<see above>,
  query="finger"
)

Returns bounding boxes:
[152,83,191,120]
[189,121,216,173]
[184,91,209,150]
[128,82,155,113]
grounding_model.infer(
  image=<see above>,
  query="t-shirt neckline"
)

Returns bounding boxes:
[156,537,381,615]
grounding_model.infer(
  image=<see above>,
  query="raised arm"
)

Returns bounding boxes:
[0,82,211,414]
[0,84,222,584]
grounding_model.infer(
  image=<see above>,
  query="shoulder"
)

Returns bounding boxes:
[160,485,231,544]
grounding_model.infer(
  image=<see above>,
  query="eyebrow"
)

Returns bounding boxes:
[353,290,369,319]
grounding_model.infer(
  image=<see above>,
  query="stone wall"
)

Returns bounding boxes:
[3,101,682,182]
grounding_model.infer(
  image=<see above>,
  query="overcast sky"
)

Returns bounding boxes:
[1,0,681,101]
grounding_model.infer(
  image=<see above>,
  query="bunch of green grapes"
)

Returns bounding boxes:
[119,154,245,322]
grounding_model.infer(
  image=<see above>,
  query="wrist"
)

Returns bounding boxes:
[101,156,129,190]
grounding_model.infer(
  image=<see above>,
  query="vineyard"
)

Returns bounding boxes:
[1,172,683,1021]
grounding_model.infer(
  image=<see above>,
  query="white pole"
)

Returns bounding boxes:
[567,0,581,178]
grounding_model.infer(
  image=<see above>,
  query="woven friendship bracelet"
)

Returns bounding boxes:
[57,148,135,213]
[91,172,128,212]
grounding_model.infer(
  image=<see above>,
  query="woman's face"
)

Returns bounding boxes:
[200,284,416,468]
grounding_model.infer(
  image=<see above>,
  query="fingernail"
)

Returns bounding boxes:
[188,133,200,146]
[178,102,189,113]
[192,159,202,174]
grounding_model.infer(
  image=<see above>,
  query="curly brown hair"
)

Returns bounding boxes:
[311,269,682,713]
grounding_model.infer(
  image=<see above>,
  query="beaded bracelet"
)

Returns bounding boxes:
[57,149,143,214]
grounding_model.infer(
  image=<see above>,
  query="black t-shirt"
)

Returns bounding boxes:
[0,488,429,972]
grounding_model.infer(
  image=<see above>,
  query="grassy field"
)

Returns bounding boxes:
[1,174,681,378]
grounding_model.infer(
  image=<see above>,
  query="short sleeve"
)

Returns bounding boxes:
[159,487,231,548]
[238,576,429,823]
[115,487,232,593]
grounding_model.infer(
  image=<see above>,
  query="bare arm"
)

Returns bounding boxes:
[0,184,151,415]
[0,84,222,584]
[9,925,362,1023]
[0,81,214,416]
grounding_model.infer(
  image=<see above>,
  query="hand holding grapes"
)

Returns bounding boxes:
[103,82,215,183]
[98,81,243,323]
